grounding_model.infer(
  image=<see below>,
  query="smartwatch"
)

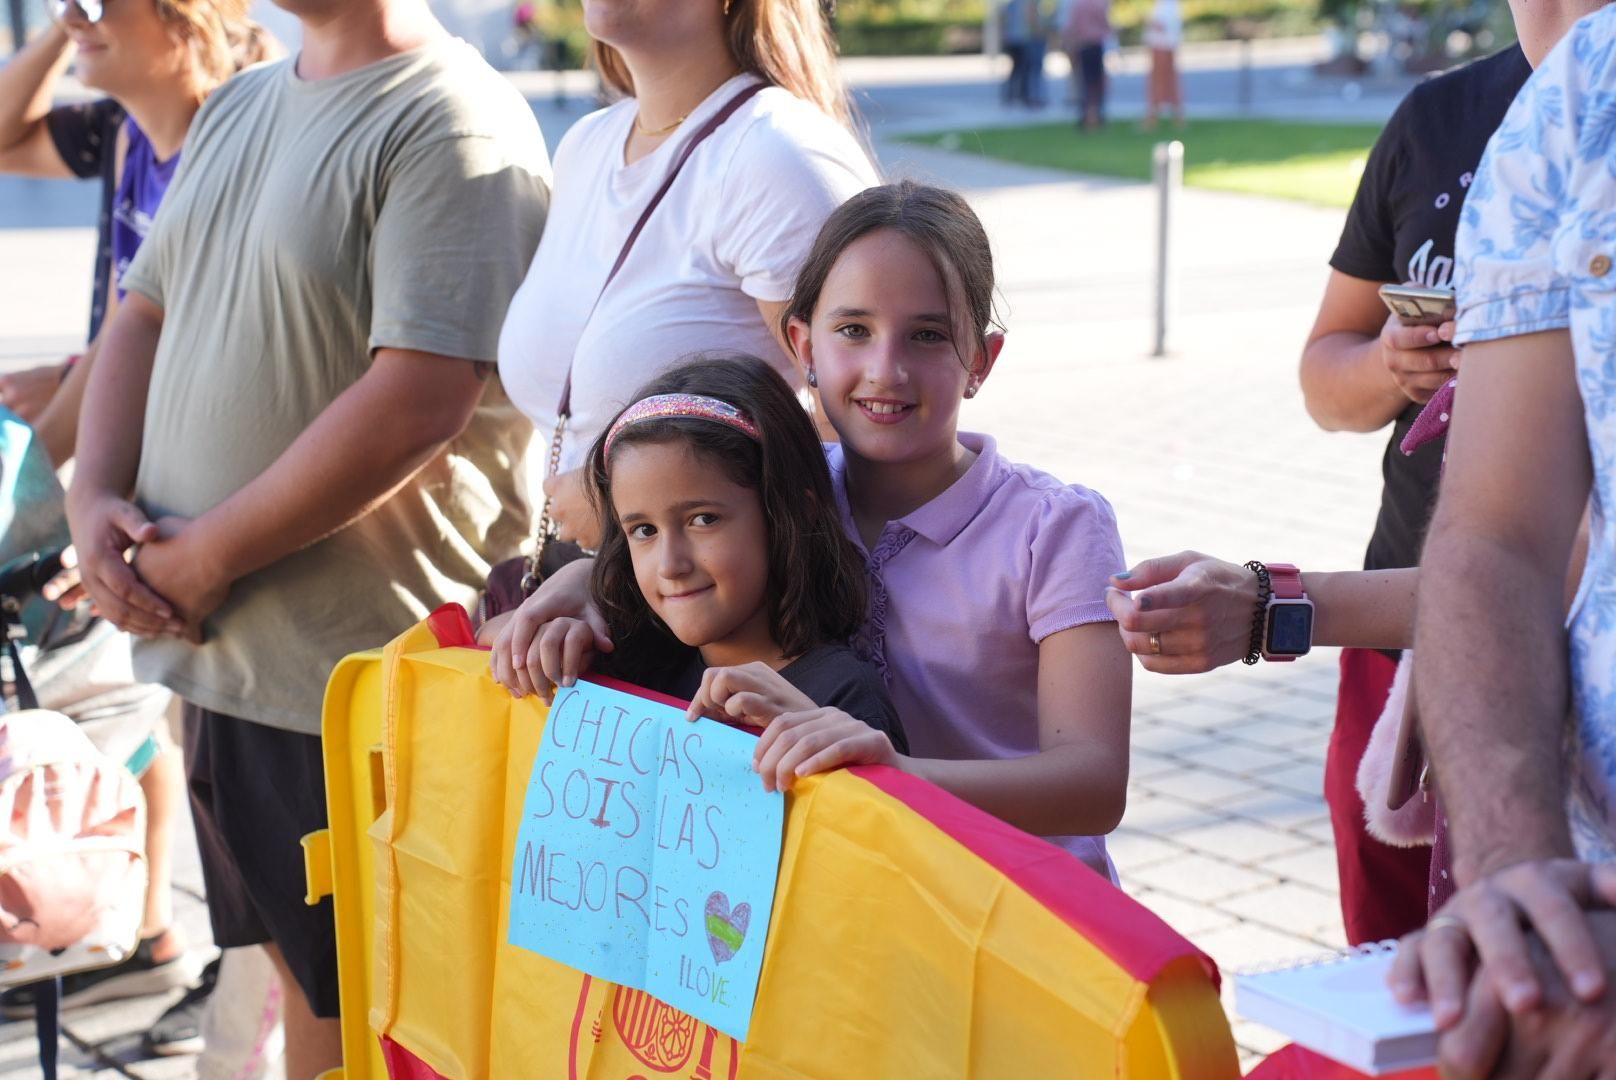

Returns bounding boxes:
[1261,563,1314,661]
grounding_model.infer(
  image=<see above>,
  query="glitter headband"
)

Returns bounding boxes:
[603,393,762,468]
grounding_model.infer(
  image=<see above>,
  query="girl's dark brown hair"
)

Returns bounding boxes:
[781,180,1001,370]
[586,354,868,661]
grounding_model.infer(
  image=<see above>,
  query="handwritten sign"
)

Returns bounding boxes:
[508,678,785,1041]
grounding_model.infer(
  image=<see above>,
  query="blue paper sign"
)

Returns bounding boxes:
[508,678,785,1042]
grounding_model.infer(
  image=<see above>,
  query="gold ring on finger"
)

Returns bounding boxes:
[1149,631,1163,656]
[1426,913,1466,936]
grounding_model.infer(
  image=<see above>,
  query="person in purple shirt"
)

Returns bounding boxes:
[108,114,179,288]
[499,183,1133,882]
[0,0,274,465]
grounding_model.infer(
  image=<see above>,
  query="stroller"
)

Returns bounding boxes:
[0,406,153,1080]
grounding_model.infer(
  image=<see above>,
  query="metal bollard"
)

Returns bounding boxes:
[1239,37,1254,113]
[1151,140,1184,359]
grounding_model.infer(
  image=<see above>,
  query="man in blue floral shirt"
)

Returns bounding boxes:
[1388,2,1616,1074]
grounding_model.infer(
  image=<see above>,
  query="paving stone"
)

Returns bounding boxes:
[1230,1017,1293,1059]
[1144,692,1258,723]
[1134,767,1267,810]
[1285,683,1346,707]
[1223,791,1332,831]
[1190,920,1327,974]
[1281,741,1330,770]
[1312,918,1351,952]
[1179,677,1299,711]
[1132,674,1191,709]
[109,1033,203,1079]
[1169,821,1317,866]
[1297,817,1341,845]
[1262,845,1345,893]
[1124,887,1240,937]
[1261,759,1330,800]
[1127,747,1186,783]
[1220,882,1347,944]
[1129,853,1280,904]
[60,987,189,1048]
[1128,724,1226,759]
[1176,740,1302,777]
[0,1026,106,1078]
[1223,715,1332,753]
[1108,827,1192,874]
[1247,689,1337,721]
[1121,793,1229,835]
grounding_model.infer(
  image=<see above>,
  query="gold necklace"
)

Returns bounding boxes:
[633,110,688,137]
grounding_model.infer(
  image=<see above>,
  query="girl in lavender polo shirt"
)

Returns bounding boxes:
[764,182,1131,880]
[507,183,1130,880]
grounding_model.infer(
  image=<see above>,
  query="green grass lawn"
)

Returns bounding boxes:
[901,119,1383,209]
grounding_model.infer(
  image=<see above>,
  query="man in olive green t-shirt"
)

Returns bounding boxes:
[64,0,550,1068]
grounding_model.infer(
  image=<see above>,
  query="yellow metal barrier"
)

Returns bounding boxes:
[311,614,1242,1079]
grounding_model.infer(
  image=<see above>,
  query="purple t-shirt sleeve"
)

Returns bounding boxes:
[1024,485,1125,642]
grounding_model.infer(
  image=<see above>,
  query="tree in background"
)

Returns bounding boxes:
[1319,0,1511,73]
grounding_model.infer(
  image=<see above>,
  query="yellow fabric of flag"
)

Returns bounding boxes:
[314,612,1239,1080]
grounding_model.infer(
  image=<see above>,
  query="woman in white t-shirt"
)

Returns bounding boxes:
[1142,0,1183,129]
[496,0,879,550]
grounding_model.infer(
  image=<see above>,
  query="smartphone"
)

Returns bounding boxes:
[1378,283,1456,327]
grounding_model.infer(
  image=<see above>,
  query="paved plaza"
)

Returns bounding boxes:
[0,40,1420,1075]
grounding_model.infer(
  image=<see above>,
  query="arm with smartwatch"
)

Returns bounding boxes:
[1107,511,1590,676]
[1106,552,1416,674]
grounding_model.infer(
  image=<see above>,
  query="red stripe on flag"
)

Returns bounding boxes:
[427,603,479,649]
[380,1035,449,1080]
[1244,1044,1438,1079]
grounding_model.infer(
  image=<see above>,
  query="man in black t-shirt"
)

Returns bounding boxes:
[1297,44,1532,946]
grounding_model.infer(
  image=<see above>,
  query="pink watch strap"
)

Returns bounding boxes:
[1266,563,1305,600]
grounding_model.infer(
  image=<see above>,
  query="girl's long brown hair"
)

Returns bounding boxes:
[586,354,868,662]
[591,0,850,127]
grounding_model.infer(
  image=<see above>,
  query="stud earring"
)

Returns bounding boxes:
[723,0,732,14]
[965,377,980,398]
[806,369,818,388]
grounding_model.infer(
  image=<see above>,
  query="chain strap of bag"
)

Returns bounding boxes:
[521,78,768,595]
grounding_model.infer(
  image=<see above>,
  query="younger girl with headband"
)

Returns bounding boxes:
[491,355,906,756]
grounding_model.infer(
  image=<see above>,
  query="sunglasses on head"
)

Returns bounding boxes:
[51,0,107,24]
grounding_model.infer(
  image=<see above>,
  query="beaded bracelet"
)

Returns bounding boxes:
[1242,561,1272,665]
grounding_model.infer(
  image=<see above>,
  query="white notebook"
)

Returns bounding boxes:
[1234,943,1437,1075]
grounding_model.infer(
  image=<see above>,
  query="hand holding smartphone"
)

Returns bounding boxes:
[1378,283,1456,328]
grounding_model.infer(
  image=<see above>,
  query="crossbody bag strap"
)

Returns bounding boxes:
[555,78,768,417]
[525,78,769,593]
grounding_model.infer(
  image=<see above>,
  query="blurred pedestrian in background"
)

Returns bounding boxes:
[1000,0,1047,107]
[1060,0,1108,129]
[1141,0,1182,128]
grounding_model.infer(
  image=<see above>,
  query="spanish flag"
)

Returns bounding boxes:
[313,608,1242,1079]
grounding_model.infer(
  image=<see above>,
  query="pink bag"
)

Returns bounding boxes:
[0,709,146,985]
